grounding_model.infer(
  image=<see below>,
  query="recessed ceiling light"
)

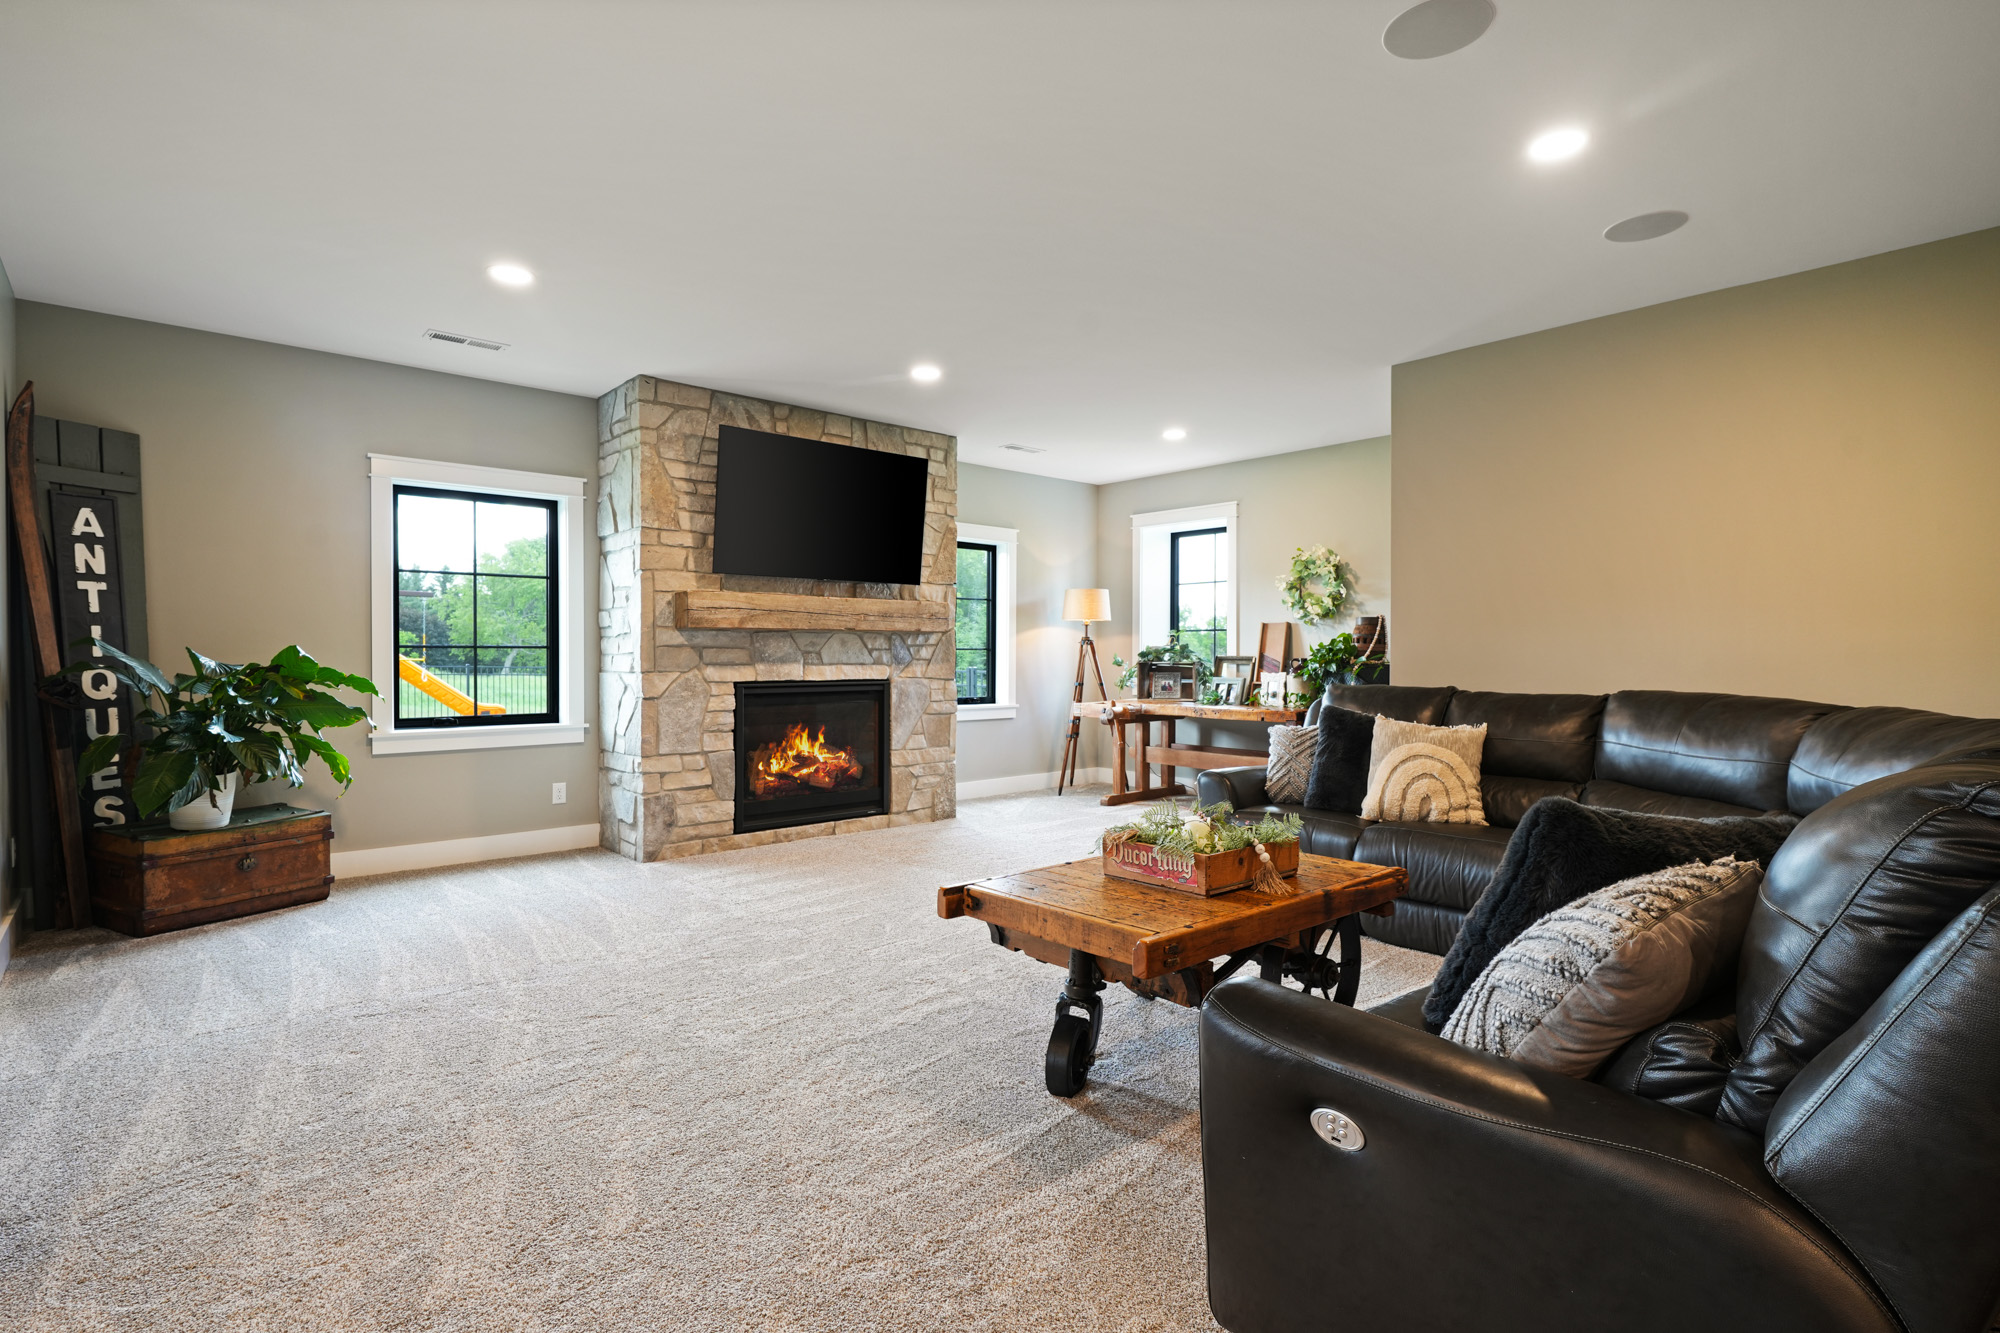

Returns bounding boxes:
[1162,427,1188,441]
[1605,210,1690,242]
[909,363,942,383]
[1382,0,1496,60]
[1526,127,1589,163]
[487,263,535,287]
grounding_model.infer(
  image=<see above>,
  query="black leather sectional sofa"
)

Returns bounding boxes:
[1197,681,2000,955]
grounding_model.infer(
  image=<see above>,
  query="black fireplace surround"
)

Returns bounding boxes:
[733,680,891,834]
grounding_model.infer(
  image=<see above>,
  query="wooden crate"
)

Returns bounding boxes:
[87,803,334,937]
[1102,838,1301,896]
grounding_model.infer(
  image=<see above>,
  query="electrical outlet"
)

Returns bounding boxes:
[552,782,567,805]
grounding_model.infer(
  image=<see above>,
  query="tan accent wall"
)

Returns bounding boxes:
[1391,226,2000,717]
[16,302,602,853]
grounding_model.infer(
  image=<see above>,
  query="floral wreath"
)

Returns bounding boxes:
[1277,545,1354,625]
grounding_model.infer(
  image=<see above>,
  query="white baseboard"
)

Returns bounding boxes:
[957,767,1113,799]
[0,907,16,978]
[331,823,602,878]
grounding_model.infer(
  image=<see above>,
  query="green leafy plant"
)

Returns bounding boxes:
[1294,633,1361,701]
[1098,799,1302,855]
[1111,641,1216,692]
[64,642,380,819]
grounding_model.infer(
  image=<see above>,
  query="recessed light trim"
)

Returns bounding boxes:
[1526,127,1589,163]
[909,363,942,383]
[1382,0,1496,60]
[487,263,535,287]
[1605,210,1690,243]
[1162,427,1188,441]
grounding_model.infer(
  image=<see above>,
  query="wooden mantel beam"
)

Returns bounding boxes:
[671,589,952,633]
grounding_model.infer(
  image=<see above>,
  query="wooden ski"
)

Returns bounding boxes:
[6,383,92,928]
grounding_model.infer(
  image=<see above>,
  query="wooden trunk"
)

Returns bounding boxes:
[87,803,334,937]
[1101,838,1301,896]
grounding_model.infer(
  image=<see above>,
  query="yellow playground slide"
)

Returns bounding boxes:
[398,656,506,715]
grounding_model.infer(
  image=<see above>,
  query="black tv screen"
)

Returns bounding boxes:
[711,425,931,584]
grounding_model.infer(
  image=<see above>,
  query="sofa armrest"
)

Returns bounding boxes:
[1198,978,1896,1333]
[1196,765,1269,810]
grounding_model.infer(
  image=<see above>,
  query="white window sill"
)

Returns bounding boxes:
[957,703,1018,722]
[370,722,590,755]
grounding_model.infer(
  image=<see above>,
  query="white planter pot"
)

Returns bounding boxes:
[169,772,239,831]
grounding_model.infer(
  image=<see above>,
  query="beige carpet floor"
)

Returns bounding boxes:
[0,788,1438,1332]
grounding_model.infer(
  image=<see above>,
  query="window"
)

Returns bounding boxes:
[954,523,1017,721]
[369,455,588,754]
[956,542,996,704]
[1170,526,1227,666]
[395,486,557,726]
[1131,502,1237,664]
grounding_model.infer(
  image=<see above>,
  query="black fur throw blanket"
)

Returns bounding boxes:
[1421,798,1799,1033]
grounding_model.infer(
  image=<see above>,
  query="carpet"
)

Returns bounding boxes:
[0,788,1439,1331]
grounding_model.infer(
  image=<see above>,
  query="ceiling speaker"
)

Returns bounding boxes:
[1383,0,1497,60]
[1604,211,1691,243]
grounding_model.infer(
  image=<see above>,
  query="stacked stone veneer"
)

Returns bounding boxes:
[597,376,958,860]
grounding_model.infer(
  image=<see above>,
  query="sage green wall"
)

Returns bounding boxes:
[1091,436,1392,753]
[16,302,601,852]
[1392,226,2000,716]
[954,463,1099,784]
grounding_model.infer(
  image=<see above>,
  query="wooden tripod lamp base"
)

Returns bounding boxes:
[1057,589,1113,794]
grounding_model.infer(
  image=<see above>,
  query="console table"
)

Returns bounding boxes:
[1070,700,1304,806]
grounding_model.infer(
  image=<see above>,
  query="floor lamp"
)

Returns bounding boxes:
[1057,588,1112,795]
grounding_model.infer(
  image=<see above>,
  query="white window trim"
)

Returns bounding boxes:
[1131,501,1238,658]
[956,523,1018,721]
[368,454,589,755]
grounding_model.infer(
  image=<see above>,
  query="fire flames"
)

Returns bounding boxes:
[749,722,863,797]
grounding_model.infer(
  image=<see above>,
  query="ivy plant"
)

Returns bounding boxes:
[64,641,380,819]
[1111,641,1216,692]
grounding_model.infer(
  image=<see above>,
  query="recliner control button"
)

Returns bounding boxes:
[1310,1106,1365,1151]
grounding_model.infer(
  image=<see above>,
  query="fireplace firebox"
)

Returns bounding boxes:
[733,680,891,834]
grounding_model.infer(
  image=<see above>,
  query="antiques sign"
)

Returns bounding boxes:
[51,491,136,827]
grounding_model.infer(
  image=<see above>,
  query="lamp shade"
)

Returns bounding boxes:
[1062,588,1112,623]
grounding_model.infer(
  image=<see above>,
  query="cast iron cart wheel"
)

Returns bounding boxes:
[1046,1012,1095,1096]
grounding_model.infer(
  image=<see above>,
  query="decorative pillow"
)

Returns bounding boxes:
[1263,724,1317,804]
[1302,706,1374,814]
[1360,716,1487,825]
[1421,799,1798,1032]
[1441,857,1763,1077]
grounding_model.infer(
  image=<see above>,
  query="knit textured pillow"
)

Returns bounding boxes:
[1264,724,1317,804]
[1442,857,1762,1077]
[1360,716,1487,824]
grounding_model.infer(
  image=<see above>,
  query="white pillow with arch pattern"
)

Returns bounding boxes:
[1360,715,1487,825]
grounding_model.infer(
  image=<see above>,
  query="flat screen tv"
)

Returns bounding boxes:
[712,425,931,584]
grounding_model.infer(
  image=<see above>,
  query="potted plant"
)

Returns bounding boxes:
[66,642,379,830]
[1111,641,1216,694]
[1293,633,1362,703]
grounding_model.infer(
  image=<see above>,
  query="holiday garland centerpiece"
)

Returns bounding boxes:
[1099,800,1304,896]
[1277,545,1354,625]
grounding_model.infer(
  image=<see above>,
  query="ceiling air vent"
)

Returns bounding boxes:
[1000,443,1046,454]
[424,328,509,352]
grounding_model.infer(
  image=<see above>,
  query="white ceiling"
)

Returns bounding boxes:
[3,1,1997,484]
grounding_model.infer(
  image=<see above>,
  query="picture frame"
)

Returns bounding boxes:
[1150,670,1188,699]
[1217,678,1243,705]
[1214,654,1254,680]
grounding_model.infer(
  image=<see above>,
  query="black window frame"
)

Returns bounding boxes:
[1169,526,1228,666]
[392,483,560,729]
[955,540,997,706]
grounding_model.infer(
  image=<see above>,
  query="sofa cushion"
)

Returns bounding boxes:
[1302,705,1373,814]
[1580,780,1765,820]
[1353,820,1512,914]
[1358,898,1464,955]
[1444,690,1605,783]
[1787,705,2000,815]
[1299,811,1368,860]
[1440,858,1762,1077]
[1324,682,1455,725]
[1484,775,1585,828]
[1596,691,1843,812]
[1364,983,1432,1030]
[1763,888,2000,1333]
[1719,756,2000,1133]
[1422,799,1798,1033]
[1596,1000,1740,1118]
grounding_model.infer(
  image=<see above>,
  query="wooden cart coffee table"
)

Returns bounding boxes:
[939,853,1405,1095]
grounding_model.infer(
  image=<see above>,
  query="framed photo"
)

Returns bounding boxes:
[1217,678,1243,705]
[1214,654,1254,680]
[1150,671,1186,699]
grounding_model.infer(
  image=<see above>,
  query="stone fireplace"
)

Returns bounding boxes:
[596,376,957,860]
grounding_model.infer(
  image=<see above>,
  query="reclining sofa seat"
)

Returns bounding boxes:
[1196,682,2000,956]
